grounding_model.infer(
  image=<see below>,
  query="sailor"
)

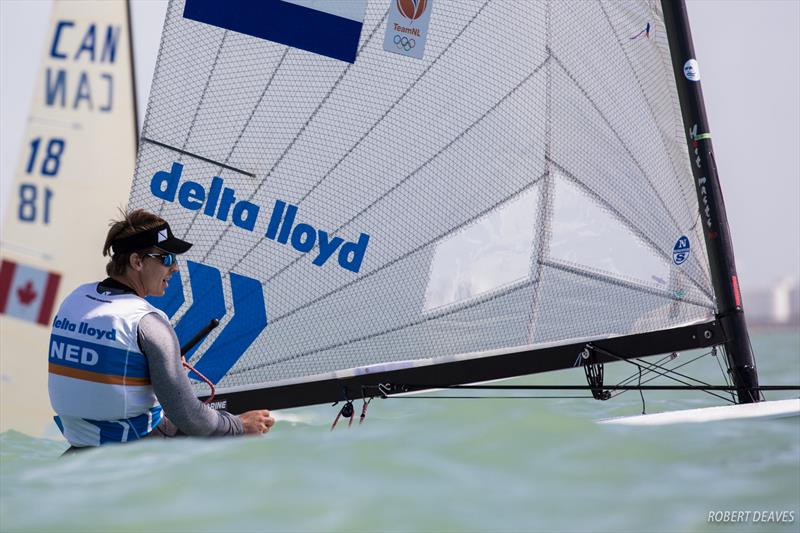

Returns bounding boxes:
[48,209,274,449]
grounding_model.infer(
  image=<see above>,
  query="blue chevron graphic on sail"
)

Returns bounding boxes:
[148,261,268,384]
[182,0,367,63]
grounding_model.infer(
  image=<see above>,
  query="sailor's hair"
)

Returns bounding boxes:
[103,208,167,276]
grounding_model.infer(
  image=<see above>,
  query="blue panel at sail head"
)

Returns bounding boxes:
[183,0,365,63]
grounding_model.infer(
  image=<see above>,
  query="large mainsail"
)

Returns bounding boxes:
[129,0,748,411]
[0,0,138,435]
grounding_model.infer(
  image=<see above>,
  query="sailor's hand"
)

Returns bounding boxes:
[240,409,275,435]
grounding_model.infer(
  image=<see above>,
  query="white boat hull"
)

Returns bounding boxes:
[599,399,800,426]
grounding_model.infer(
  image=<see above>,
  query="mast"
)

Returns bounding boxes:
[126,0,140,150]
[661,0,760,404]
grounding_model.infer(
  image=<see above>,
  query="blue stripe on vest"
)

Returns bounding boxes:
[84,407,163,444]
[49,334,149,379]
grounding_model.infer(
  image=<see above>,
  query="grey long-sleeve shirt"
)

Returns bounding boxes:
[96,277,242,437]
[138,312,243,437]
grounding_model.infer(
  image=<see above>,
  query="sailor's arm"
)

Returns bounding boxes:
[138,312,272,436]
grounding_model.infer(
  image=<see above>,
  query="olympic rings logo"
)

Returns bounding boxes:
[393,34,416,51]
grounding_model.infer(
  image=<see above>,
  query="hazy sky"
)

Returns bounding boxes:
[1,0,798,292]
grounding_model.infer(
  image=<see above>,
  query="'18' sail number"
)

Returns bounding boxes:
[18,137,65,225]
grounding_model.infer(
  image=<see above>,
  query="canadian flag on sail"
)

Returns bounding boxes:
[0,260,61,326]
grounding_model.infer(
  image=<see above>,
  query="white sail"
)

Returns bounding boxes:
[0,0,138,436]
[129,0,717,405]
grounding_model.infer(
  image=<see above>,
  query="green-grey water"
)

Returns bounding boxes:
[1,331,798,532]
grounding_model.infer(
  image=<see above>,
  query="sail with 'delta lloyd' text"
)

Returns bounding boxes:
[125,0,797,424]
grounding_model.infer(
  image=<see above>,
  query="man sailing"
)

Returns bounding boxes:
[49,209,273,449]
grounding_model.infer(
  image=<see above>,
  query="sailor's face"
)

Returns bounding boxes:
[140,252,179,297]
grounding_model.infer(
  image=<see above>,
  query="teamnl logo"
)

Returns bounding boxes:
[385,0,432,59]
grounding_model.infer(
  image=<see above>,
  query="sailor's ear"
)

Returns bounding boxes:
[129,252,144,272]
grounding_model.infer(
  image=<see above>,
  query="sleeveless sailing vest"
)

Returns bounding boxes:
[48,282,166,446]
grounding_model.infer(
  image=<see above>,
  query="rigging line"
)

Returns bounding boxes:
[713,346,737,403]
[231,1,504,284]
[541,258,713,310]
[266,58,552,286]
[547,157,711,300]
[548,51,684,238]
[592,344,716,388]
[638,364,646,414]
[588,345,735,403]
[609,352,676,397]
[203,10,391,266]
[611,352,708,398]
[393,385,799,391]
[745,338,765,402]
[388,396,595,400]
[596,1,696,223]
[610,350,712,399]
[614,352,680,386]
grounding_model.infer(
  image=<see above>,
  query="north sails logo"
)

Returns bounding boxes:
[158,229,168,242]
[397,0,427,20]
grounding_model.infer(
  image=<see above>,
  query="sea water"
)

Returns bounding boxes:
[1,330,798,532]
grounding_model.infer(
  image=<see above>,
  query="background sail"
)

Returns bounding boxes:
[0,0,137,435]
[130,0,715,396]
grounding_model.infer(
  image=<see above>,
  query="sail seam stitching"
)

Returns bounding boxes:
[246,279,538,371]
[547,156,714,301]
[227,174,547,375]
[549,51,684,238]
[199,9,392,263]
[597,1,696,223]
[183,48,291,237]
[258,57,551,286]
[541,258,714,309]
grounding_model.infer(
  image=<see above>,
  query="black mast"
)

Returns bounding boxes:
[661,0,760,404]
[125,0,140,151]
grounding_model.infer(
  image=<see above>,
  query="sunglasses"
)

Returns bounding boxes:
[143,253,177,267]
